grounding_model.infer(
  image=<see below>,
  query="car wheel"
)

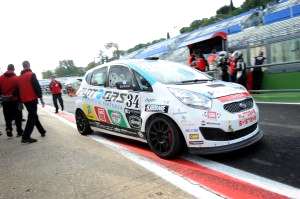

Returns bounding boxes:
[146,115,183,159]
[75,110,92,135]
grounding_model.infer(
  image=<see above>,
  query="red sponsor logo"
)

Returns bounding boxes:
[94,106,110,123]
[218,92,250,103]
[203,111,221,120]
[238,109,256,126]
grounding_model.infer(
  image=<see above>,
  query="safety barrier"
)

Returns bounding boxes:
[205,60,300,93]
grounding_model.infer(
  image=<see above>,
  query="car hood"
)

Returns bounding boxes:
[167,81,247,99]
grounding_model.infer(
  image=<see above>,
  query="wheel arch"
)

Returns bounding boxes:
[144,113,187,148]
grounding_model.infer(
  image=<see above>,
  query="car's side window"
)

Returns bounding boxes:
[133,70,153,92]
[85,72,93,84]
[91,67,107,86]
[108,65,134,88]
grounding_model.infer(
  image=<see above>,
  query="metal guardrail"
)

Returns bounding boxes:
[246,60,300,69]
[205,60,300,93]
[205,60,300,74]
[249,89,300,93]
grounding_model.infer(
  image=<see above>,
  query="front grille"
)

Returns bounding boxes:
[224,98,253,113]
[200,123,257,141]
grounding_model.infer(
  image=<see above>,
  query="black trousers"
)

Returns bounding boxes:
[221,69,229,82]
[52,93,64,112]
[22,100,45,139]
[253,68,263,90]
[2,101,23,134]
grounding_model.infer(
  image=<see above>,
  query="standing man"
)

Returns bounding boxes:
[18,61,46,143]
[253,51,266,90]
[207,49,218,71]
[49,76,64,113]
[0,64,23,137]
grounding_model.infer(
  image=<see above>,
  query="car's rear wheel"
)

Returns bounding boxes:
[76,109,92,135]
[146,115,183,159]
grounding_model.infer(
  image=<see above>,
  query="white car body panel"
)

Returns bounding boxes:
[75,59,262,155]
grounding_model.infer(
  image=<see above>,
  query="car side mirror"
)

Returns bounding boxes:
[116,82,133,90]
[141,78,150,86]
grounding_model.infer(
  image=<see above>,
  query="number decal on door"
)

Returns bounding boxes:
[126,94,139,108]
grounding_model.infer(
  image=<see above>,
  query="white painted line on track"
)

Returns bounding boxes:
[184,155,300,199]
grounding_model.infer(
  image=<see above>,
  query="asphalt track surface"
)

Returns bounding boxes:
[43,95,300,189]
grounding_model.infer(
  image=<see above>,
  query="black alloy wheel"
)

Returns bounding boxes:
[75,110,92,135]
[146,115,183,159]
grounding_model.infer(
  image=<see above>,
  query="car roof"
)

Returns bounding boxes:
[86,59,177,85]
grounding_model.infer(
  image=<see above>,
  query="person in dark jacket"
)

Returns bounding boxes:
[18,61,46,143]
[49,76,64,113]
[253,51,265,90]
[217,51,229,81]
[0,64,23,137]
[233,51,247,87]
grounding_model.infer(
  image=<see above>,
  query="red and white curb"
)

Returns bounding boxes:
[41,105,300,199]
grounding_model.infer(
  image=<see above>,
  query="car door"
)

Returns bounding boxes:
[106,65,142,133]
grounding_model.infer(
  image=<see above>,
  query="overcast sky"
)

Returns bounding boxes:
[0,0,244,78]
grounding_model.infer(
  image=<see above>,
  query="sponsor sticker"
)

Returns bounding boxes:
[188,141,204,145]
[218,92,250,103]
[124,108,142,130]
[203,111,221,120]
[94,106,110,123]
[189,134,199,140]
[145,104,169,113]
[207,122,221,126]
[95,89,105,100]
[103,91,127,104]
[145,98,156,103]
[185,128,199,133]
[128,115,142,129]
[108,110,128,128]
[238,109,257,127]
[82,103,97,120]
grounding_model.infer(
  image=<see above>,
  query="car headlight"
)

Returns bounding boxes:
[168,88,212,110]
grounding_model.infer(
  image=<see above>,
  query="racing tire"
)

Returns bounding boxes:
[146,115,183,159]
[75,109,92,136]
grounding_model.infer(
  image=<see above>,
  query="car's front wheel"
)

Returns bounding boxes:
[146,115,183,159]
[75,109,92,135]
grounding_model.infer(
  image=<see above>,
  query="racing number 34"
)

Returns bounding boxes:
[126,94,139,108]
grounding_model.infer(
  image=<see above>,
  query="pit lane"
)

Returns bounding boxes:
[43,95,300,188]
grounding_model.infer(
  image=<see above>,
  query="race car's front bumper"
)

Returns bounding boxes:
[188,130,263,155]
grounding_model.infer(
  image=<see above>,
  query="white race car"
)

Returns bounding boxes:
[75,59,263,158]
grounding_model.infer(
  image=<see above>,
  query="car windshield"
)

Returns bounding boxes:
[138,61,213,84]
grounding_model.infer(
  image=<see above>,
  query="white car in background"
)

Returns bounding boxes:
[75,59,263,158]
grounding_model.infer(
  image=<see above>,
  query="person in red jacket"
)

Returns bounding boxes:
[0,64,23,137]
[194,54,208,72]
[228,55,237,82]
[49,76,64,113]
[18,61,46,143]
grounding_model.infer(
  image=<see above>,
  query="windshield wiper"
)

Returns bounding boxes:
[180,79,213,83]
